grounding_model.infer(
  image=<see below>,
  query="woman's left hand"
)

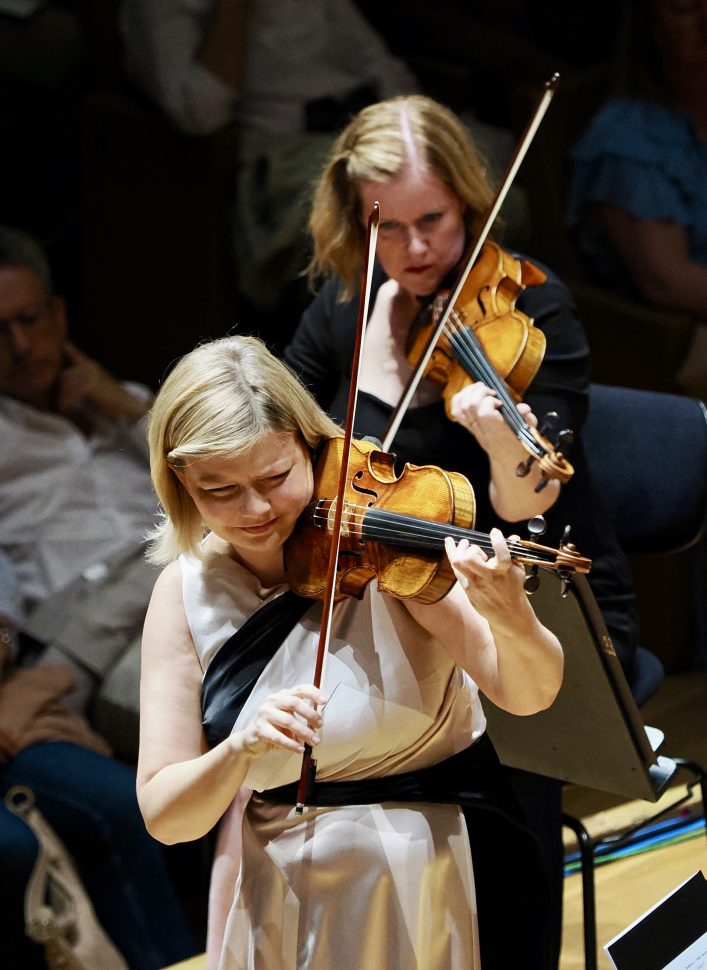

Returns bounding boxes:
[448,382,537,453]
[444,528,526,615]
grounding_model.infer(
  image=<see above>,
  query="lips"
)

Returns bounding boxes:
[241,519,277,535]
[405,265,433,275]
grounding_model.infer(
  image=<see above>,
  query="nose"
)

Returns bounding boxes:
[239,486,271,519]
[405,227,428,257]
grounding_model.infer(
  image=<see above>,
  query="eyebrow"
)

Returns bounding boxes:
[196,462,289,486]
[197,475,235,486]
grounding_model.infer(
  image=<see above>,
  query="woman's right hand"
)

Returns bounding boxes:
[238,684,325,757]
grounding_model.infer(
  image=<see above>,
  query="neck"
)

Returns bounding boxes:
[230,547,287,590]
[389,283,422,338]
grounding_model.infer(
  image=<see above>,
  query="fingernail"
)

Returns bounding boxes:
[312,735,320,745]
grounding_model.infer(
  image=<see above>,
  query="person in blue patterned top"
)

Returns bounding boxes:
[567,0,707,397]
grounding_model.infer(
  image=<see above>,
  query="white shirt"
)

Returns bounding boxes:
[0,390,158,620]
[120,0,417,156]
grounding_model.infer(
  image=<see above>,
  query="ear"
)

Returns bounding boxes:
[171,465,188,490]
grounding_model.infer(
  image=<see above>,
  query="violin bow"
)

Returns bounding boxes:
[381,72,560,453]
[295,201,380,814]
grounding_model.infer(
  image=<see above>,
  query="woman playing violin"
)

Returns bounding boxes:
[139,334,563,970]
[285,94,638,688]
[284,93,641,968]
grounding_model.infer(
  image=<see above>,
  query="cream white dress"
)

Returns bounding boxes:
[182,551,487,970]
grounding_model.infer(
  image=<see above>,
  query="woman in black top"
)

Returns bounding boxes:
[285,95,637,676]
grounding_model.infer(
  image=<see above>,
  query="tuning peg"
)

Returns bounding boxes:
[527,515,547,538]
[534,476,549,493]
[557,428,574,453]
[524,564,540,594]
[516,455,535,478]
[560,524,572,547]
[539,411,559,438]
[558,568,572,598]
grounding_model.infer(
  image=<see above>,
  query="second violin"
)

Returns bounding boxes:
[405,239,574,488]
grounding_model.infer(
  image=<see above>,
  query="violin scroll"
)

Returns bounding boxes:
[515,412,575,490]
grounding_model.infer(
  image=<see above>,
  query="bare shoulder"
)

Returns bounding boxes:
[141,559,202,729]
[151,558,184,598]
[143,559,192,658]
[146,560,184,618]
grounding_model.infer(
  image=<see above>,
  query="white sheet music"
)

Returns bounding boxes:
[663,934,707,970]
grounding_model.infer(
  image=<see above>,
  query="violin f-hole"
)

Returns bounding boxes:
[352,471,378,503]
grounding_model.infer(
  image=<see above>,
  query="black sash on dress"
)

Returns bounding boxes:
[260,731,515,814]
[200,590,314,749]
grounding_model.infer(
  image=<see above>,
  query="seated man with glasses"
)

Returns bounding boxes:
[0,225,199,969]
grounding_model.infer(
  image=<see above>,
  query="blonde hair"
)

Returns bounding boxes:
[147,335,341,563]
[308,95,495,299]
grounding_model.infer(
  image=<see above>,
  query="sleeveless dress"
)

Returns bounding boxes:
[181,550,486,970]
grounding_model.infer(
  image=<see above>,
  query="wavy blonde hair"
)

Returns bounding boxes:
[147,335,341,564]
[308,95,495,299]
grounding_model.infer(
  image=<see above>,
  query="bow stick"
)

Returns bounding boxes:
[295,201,380,814]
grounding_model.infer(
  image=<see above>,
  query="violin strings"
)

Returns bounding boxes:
[445,312,541,446]
[442,309,543,457]
[309,502,558,566]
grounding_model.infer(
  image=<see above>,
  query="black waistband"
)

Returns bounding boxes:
[259,733,518,819]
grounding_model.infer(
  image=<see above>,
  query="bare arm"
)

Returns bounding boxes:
[448,382,561,521]
[138,562,323,844]
[599,205,707,318]
[405,529,563,715]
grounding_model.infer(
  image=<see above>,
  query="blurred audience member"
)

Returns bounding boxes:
[0,225,199,968]
[567,0,707,398]
[0,225,160,715]
[119,0,417,321]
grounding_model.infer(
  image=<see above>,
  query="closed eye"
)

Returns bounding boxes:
[260,471,291,488]
[204,468,291,497]
[204,483,239,497]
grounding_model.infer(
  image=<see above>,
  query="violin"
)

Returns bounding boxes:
[404,240,575,488]
[285,437,591,605]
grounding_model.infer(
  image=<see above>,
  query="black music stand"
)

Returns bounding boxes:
[484,573,675,802]
[483,572,681,970]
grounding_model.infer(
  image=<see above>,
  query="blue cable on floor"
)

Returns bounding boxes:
[564,814,706,876]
